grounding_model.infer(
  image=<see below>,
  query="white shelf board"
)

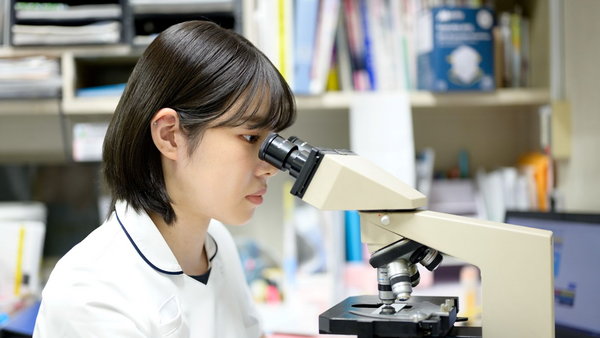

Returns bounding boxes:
[62,97,120,115]
[409,88,551,107]
[130,0,234,14]
[59,88,551,115]
[0,44,134,58]
[294,93,355,110]
[295,88,550,110]
[0,99,60,115]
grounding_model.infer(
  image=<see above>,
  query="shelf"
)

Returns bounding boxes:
[295,88,550,110]
[409,88,551,108]
[130,0,234,14]
[58,88,551,115]
[0,45,137,58]
[0,99,60,116]
[62,97,120,115]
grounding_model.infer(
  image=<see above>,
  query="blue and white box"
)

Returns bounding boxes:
[417,7,495,91]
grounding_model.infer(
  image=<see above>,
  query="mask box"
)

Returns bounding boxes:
[417,7,495,91]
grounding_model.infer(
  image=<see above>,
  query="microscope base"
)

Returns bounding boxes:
[319,295,481,338]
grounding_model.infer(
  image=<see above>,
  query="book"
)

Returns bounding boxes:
[293,0,319,94]
[518,152,550,212]
[403,0,419,90]
[279,0,294,86]
[389,0,409,90]
[520,17,530,87]
[499,12,512,87]
[367,0,402,91]
[510,9,522,87]
[252,0,280,71]
[334,8,353,91]
[309,0,341,94]
[342,0,369,91]
[0,0,6,45]
[358,0,376,90]
[326,47,340,91]
[493,26,504,89]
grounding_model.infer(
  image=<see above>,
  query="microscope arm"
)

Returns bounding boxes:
[360,210,554,338]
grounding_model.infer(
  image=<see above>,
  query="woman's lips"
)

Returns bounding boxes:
[246,188,267,205]
[246,195,263,205]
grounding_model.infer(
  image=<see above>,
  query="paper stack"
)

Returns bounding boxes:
[12,2,122,45]
[12,21,121,45]
[0,56,61,98]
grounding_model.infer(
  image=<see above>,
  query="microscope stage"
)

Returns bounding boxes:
[319,295,461,338]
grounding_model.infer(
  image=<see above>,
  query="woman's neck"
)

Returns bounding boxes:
[150,211,211,276]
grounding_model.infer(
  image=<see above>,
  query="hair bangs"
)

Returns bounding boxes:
[213,57,296,132]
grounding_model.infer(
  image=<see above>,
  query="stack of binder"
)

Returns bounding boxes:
[10,1,123,46]
[0,56,61,98]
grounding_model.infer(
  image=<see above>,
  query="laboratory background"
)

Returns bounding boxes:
[0,0,599,337]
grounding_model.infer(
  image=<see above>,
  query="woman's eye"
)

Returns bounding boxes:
[242,135,260,144]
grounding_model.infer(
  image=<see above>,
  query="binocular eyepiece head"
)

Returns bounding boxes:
[259,133,312,179]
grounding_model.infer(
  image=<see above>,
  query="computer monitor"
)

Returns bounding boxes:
[505,211,600,338]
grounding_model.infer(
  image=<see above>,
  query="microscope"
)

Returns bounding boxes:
[259,134,554,338]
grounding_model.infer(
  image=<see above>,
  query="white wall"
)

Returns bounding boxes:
[557,0,600,212]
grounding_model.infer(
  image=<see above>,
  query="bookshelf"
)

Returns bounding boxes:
[229,0,553,271]
[0,1,552,185]
[0,0,552,239]
[0,46,551,117]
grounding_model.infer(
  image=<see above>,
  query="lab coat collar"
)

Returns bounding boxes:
[113,200,218,275]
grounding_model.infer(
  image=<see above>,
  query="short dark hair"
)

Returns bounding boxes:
[102,20,296,224]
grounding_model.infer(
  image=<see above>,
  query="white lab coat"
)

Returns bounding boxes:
[33,200,263,338]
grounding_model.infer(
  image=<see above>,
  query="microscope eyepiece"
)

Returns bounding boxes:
[288,136,314,154]
[259,133,310,179]
[258,133,291,169]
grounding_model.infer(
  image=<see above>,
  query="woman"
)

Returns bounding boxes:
[33,20,296,337]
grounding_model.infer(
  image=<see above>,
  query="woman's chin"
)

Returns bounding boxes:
[216,211,255,226]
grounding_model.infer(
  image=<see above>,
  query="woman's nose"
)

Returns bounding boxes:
[258,160,279,177]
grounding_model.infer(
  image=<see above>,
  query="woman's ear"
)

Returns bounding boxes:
[151,108,182,161]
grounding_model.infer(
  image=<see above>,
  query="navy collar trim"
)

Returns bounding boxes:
[208,234,218,262]
[115,207,184,275]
